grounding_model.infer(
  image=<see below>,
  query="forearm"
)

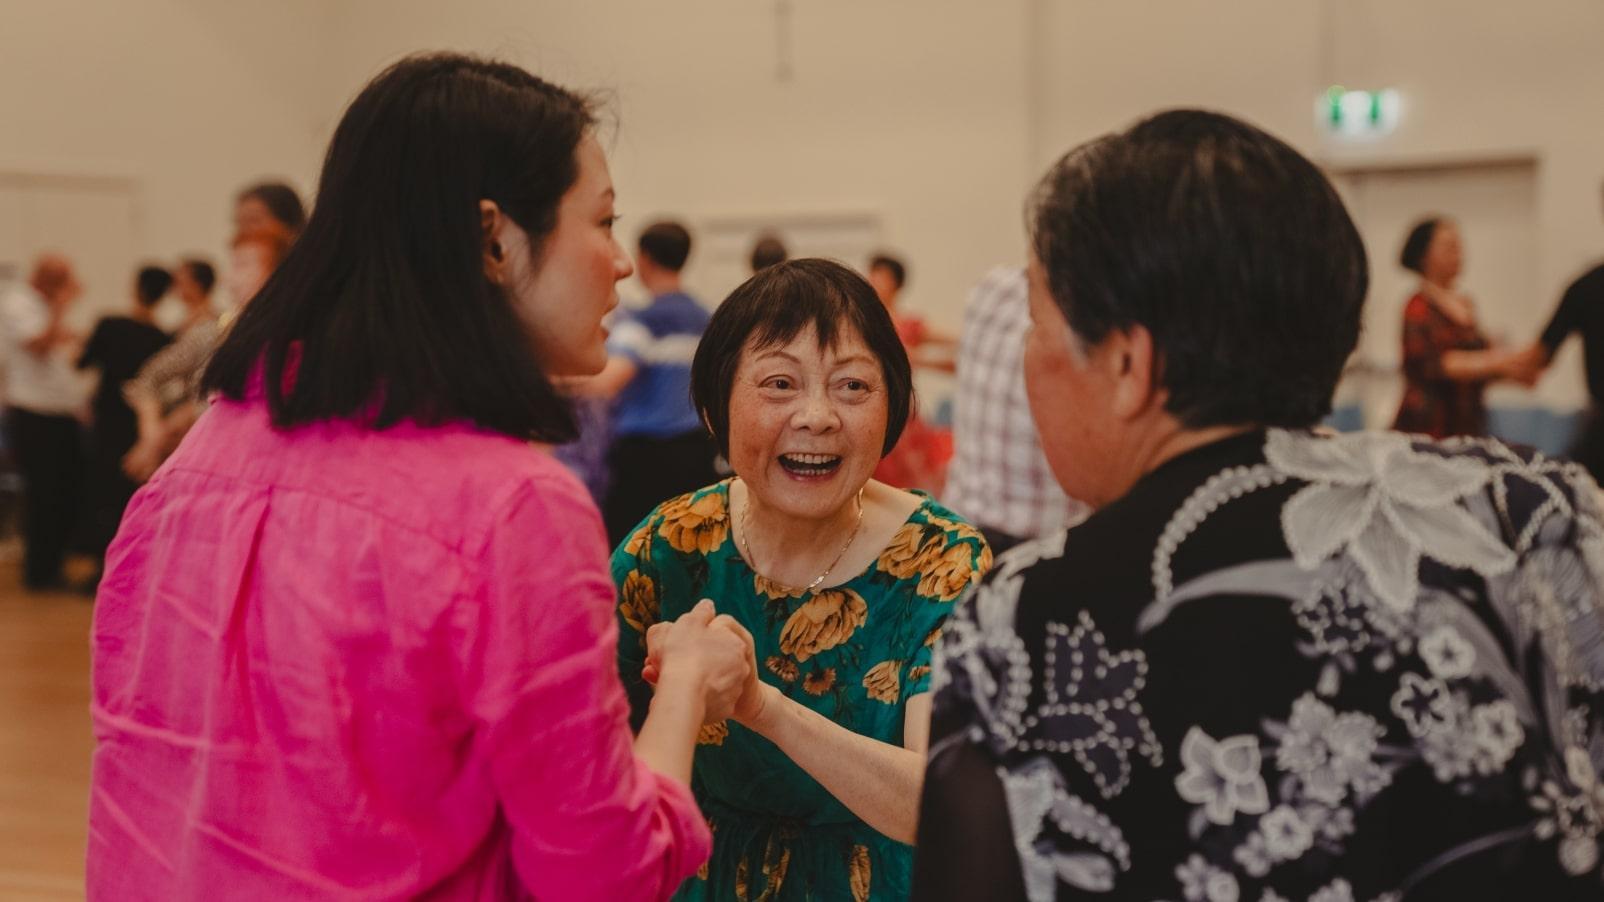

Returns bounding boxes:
[744,685,924,843]
[632,674,705,787]
[1440,348,1514,382]
[128,393,165,445]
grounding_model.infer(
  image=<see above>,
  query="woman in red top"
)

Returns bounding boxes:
[1392,217,1532,438]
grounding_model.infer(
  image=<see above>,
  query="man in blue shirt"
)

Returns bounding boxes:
[571,220,716,543]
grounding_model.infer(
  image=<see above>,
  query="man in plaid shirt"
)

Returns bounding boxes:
[943,266,1086,553]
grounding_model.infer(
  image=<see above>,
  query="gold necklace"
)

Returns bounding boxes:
[738,482,865,596]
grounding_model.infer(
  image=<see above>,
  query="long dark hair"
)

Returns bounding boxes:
[203,53,595,442]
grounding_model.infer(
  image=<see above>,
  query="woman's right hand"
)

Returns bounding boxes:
[645,599,751,723]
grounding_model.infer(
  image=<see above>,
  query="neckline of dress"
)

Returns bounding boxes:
[714,478,935,597]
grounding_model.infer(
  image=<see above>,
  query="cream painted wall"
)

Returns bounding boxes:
[0,0,330,313]
[320,0,1036,328]
[1031,0,1604,410]
[3,0,1599,361]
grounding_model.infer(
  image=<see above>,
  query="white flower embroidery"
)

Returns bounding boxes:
[1175,727,1271,826]
[1559,835,1600,876]
[1469,700,1525,774]
[1309,878,1356,902]
[1390,673,1455,737]
[1175,854,1239,902]
[1267,430,1515,612]
[1231,831,1273,877]
[1257,892,1290,902]
[1418,625,1476,679]
[1274,694,1389,806]
[1259,805,1314,860]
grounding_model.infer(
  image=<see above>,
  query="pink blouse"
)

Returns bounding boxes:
[88,396,710,900]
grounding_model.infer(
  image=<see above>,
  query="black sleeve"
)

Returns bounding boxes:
[77,320,106,370]
[1539,278,1587,354]
[911,736,1030,902]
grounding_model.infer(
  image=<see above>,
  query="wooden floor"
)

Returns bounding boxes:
[0,561,93,901]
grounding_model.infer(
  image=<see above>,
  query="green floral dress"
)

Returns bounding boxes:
[613,479,991,901]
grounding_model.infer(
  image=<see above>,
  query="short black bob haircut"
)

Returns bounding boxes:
[203,53,595,442]
[179,258,216,295]
[638,220,692,272]
[749,233,788,272]
[691,258,913,458]
[134,265,173,307]
[868,253,906,289]
[237,181,308,234]
[1399,216,1446,275]
[1029,108,1368,430]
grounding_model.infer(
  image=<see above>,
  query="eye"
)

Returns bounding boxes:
[601,213,621,230]
[843,379,868,392]
[763,376,794,391]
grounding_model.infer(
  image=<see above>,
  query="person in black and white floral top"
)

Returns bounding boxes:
[912,109,1604,902]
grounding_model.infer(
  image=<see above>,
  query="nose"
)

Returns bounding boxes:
[790,388,841,433]
[613,239,634,282]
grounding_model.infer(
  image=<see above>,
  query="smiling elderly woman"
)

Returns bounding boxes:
[912,110,1604,902]
[614,258,991,900]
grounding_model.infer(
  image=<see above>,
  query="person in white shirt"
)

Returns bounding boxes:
[1,254,87,589]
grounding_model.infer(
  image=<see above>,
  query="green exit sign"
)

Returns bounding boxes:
[1320,86,1401,137]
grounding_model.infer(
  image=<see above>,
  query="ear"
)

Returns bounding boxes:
[1104,323,1166,421]
[480,200,506,283]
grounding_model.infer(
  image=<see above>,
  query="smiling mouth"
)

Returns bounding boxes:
[778,453,843,477]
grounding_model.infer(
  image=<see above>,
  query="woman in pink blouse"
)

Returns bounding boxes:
[88,54,751,901]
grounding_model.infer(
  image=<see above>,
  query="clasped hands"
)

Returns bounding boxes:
[642,599,773,727]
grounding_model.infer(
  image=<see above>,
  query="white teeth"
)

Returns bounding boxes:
[783,453,839,465]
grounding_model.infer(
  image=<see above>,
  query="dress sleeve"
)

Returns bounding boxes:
[77,320,106,370]
[612,511,667,733]
[1399,294,1446,382]
[911,588,1029,901]
[1540,277,1588,354]
[902,521,991,701]
[463,474,709,901]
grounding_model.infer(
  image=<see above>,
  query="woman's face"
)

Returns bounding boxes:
[504,134,633,377]
[1423,222,1463,285]
[726,323,889,522]
[235,197,277,235]
[1023,256,1121,508]
[226,243,273,307]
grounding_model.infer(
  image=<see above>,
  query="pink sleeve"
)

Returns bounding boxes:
[462,471,711,901]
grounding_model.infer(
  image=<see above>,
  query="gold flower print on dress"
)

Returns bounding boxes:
[779,589,868,661]
[658,489,730,555]
[863,660,902,704]
[877,522,934,580]
[618,571,658,635]
[848,844,871,902]
[765,656,799,683]
[802,667,838,696]
[918,540,982,601]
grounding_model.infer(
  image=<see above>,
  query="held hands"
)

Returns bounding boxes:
[642,599,754,724]
[644,600,772,728]
[1505,342,1548,388]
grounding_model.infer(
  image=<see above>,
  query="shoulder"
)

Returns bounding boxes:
[873,492,992,602]
[1402,292,1433,321]
[613,478,733,568]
